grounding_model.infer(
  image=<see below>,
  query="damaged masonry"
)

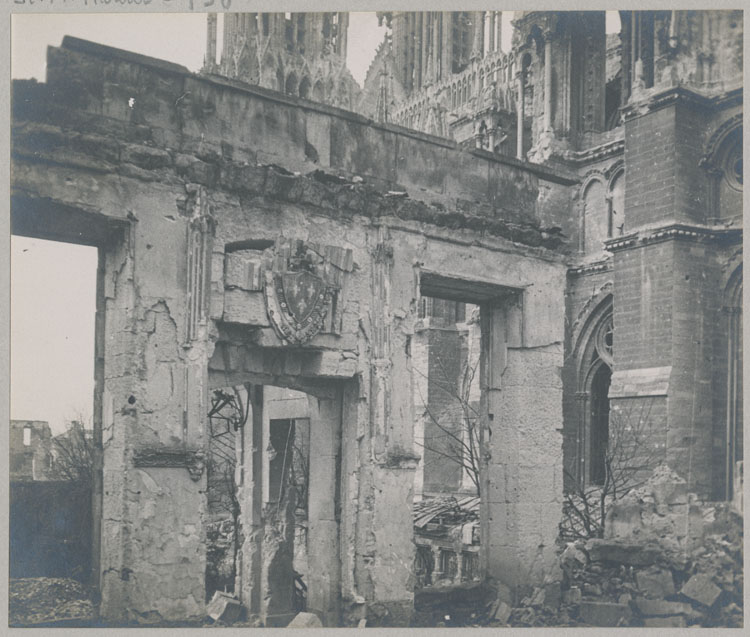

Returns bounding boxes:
[9,9,742,628]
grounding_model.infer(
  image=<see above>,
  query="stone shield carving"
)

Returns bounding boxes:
[264,258,335,345]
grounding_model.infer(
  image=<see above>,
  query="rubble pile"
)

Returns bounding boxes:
[556,520,743,626]
[9,577,94,626]
[412,580,497,627]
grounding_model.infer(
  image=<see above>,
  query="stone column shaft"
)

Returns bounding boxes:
[543,32,553,131]
[516,71,524,159]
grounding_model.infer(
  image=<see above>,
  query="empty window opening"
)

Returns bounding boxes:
[10,236,98,588]
[439,549,458,580]
[414,296,480,498]
[413,287,486,593]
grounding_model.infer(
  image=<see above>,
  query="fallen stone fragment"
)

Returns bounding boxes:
[206,591,244,624]
[493,601,512,624]
[635,566,675,597]
[582,582,602,596]
[128,608,163,625]
[634,598,693,617]
[560,543,587,571]
[680,574,722,607]
[586,539,663,566]
[578,601,632,627]
[288,612,323,628]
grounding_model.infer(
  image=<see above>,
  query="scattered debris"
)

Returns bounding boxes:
[558,525,743,626]
[9,578,94,626]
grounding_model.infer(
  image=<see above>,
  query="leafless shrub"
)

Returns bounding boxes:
[561,398,662,540]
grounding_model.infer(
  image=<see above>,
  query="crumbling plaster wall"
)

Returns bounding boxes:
[12,36,572,624]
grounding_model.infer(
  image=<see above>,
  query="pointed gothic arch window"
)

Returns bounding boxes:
[285,72,298,96]
[723,266,742,502]
[572,298,614,487]
[299,77,311,100]
[589,363,612,485]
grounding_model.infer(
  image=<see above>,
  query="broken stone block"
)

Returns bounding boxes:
[287,612,323,628]
[493,601,512,624]
[635,566,675,598]
[680,574,722,607]
[578,601,632,627]
[652,480,688,506]
[606,500,643,538]
[560,543,587,571]
[634,598,693,617]
[582,582,602,597]
[206,591,243,624]
[644,615,687,627]
[586,539,663,566]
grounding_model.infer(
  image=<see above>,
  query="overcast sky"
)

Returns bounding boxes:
[11,12,387,85]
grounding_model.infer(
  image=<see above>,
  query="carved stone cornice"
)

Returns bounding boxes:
[621,86,743,122]
[559,138,625,165]
[605,223,742,252]
[568,258,613,276]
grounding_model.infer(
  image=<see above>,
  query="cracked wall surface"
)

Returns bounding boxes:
[11,36,571,625]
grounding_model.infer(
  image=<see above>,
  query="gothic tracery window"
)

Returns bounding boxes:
[571,299,615,488]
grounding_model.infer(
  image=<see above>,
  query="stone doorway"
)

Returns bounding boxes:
[207,345,346,626]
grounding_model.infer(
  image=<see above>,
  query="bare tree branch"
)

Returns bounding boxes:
[561,397,662,541]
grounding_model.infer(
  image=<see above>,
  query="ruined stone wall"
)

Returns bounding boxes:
[11,36,572,625]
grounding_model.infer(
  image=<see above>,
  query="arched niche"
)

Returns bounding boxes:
[285,72,298,96]
[582,176,607,254]
[298,76,311,100]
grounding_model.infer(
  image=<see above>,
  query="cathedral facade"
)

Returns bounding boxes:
[365,10,744,502]
[204,12,361,111]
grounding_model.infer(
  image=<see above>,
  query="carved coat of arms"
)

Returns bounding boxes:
[263,241,337,344]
